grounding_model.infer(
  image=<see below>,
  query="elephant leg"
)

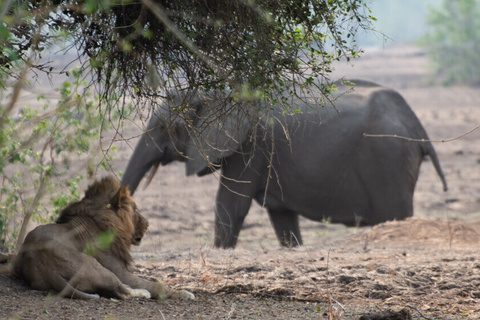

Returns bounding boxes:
[267,208,302,247]
[214,183,254,249]
[213,151,266,248]
[214,197,252,248]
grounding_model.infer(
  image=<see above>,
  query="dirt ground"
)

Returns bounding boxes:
[2,43,480,319]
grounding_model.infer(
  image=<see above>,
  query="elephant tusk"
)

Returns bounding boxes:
[143,163,160,190]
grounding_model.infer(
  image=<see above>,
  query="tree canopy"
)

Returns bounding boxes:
[2,0,373,111]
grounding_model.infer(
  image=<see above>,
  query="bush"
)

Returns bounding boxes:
[0,63,115,250]
[421,0,480,86]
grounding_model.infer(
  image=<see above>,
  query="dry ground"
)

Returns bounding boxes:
[2,43,480,319]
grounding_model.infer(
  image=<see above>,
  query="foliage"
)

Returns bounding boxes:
[83,231,117,257]
[2,0,374,112]
[421,0,480,86]
[0,60,111,249]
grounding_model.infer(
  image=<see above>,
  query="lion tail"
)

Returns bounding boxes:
[51,275,100,299]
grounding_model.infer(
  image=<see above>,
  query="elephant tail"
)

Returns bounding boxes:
[423,142,448,191]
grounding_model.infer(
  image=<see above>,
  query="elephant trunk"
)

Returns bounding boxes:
[121,134,160,195]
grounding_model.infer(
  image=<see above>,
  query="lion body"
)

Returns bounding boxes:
[13,176,193,300]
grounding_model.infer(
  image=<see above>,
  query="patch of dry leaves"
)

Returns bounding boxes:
[130,218,480,319]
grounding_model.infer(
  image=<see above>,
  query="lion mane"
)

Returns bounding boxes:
[54,176,138,269]
[11,175,193,300]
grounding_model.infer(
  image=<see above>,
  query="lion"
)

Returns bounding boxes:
[12,175,194,300]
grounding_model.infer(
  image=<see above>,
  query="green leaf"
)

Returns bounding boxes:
[96,231,117,250]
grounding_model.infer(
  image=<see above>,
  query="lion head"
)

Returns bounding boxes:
[132,205,149,246]
[55,175,147,267]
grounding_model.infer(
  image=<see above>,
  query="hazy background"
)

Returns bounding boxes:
[356,0,438,47]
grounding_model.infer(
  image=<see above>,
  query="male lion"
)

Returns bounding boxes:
[13,175,194,300]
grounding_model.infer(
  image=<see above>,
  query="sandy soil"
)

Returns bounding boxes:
[2,43,480,319]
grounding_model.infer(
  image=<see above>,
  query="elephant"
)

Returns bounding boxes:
[121,79,448,248]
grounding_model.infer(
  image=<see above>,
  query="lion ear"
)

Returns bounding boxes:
[110,186,130,212]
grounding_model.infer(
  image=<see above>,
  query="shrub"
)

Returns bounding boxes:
[421,0,480,86]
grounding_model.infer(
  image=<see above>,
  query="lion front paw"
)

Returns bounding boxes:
[178,289,195,300]
[119,285,151,299]
[128,288,152,299]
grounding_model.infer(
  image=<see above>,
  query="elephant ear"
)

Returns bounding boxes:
[185,94,251,176]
